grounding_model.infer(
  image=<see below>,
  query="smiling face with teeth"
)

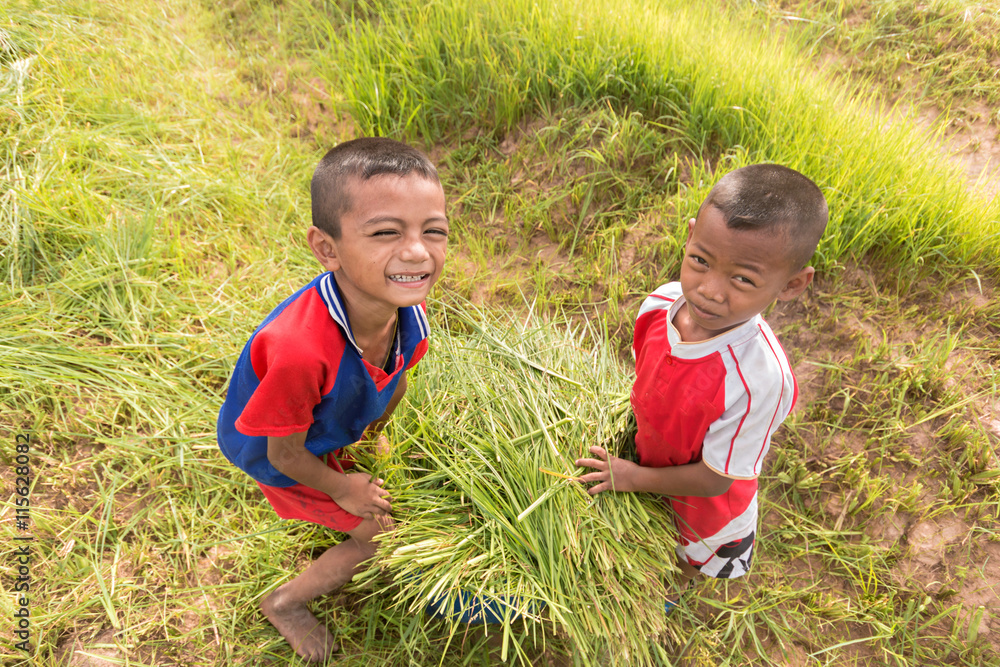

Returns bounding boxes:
[307,173,448,327]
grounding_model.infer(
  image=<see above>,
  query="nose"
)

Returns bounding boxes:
[697,273,726,303]
[400,232,431,263]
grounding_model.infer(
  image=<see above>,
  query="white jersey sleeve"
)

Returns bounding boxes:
[701,322,796,479]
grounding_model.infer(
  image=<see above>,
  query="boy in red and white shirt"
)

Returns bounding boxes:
[576,164,828,604]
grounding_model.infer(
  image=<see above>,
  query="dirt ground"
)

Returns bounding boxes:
[914,101,1000,202]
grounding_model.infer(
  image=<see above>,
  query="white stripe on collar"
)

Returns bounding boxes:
[318,273,430,356]
[319,273,363,354]
[413,302,429,339]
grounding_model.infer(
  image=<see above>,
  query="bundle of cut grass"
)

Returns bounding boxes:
[352,302,681,664]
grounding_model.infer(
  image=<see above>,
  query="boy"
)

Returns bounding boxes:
[216,137,448,661]
[576,164,827,606]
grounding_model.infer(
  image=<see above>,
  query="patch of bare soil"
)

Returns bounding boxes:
[60,628,121,667]
[898,520,999,644]
[896,517,972,592]
[440,115,672,322]
[957,540,1000,641]
[276,66,357,146]
[797,16,1000,203]
[913,103,1000,202]
[173,544,235,658]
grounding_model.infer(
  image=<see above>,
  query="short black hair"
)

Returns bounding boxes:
[311,137,439,238]
[699,164,828,268]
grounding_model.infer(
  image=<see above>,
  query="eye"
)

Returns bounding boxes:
[689,254,708,267]
[371,229,399,237]
[425,227,449,237]
[735,275,756,287]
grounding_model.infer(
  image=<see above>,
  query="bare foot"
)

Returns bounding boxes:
[261,585,337,662]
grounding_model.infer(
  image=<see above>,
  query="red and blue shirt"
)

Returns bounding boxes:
[217,272,429,487]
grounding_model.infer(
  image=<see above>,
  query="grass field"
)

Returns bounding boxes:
[2,0,999,664]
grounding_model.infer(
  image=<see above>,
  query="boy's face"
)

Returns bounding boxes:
[676,205,813,341]
[309,174,448,319]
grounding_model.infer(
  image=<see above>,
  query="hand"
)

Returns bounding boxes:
[329,472,393,519]
[574,445,640,495]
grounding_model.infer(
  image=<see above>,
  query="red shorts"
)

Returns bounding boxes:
[257,449,363,533]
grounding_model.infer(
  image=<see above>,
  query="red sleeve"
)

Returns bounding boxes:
[235,324,337,437]
[633,286,677,360]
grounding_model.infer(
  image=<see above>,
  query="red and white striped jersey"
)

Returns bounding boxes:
[631,282,797,544]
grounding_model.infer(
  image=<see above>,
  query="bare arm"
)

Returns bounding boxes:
[574,446,734,497]
[267,430,392,517]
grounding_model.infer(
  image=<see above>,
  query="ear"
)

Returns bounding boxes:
[307,226,341,272]
[776,266,814,302]
[684,217,696,248]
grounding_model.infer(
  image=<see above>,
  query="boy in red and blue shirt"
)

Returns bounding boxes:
[217,137,448,662]
[577,164,828,607]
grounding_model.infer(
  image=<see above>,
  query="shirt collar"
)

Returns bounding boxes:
[666,294,762,358]
[317,272,429,355]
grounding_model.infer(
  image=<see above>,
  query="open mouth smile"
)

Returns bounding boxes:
[389,273,430,283]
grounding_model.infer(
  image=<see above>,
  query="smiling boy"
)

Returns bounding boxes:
[216,138,448,661]
[576,164,827,606]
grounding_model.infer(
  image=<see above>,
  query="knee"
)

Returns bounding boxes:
[351,515,395,560]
